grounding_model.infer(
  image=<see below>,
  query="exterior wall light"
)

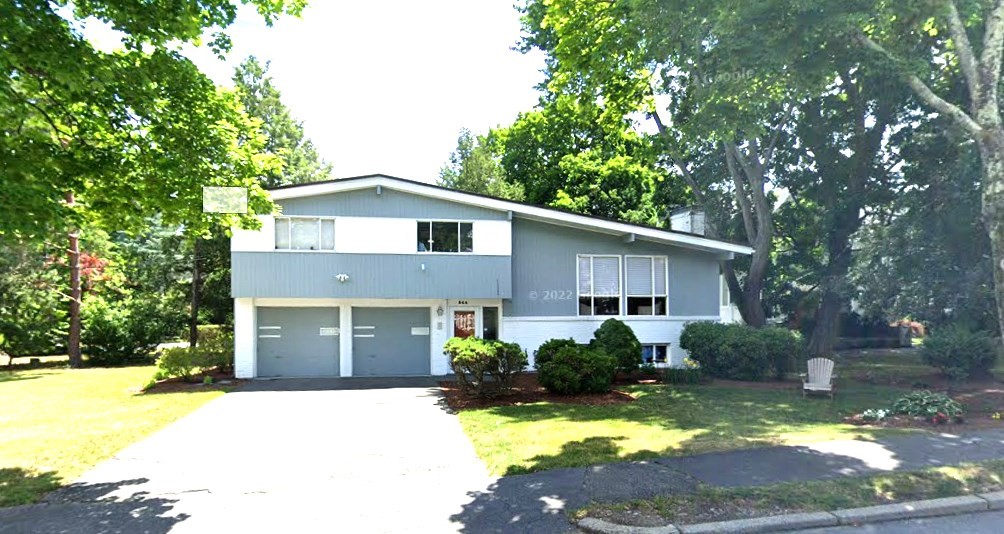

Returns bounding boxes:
[335,273,349,283]
[436,305,444,317]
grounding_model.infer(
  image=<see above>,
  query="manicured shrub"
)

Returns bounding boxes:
[155,347,199,382]
[534,338,579,370]
[444,337,527,397]
[82,297,184,366]
[921,325,998,381]
[538,345,617,395]
[591,318,643,373]
[760,327,804,380]
[679,322,803,381]
[892,390,964,423]
[195,328,234,373]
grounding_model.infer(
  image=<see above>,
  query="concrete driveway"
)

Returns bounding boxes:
[0,378,494,533]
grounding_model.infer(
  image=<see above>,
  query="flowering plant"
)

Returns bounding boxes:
[683,357,701,370]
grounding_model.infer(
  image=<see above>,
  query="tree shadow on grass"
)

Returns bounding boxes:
[477,383,912,475]
[0,474,188,534]
[0,374,41,384]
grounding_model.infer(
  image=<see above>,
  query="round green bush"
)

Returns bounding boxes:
[679,322,802,381]
[534,338,578,370]
[921,325,998,380]
[538,345,617,395]
[591,318,642,373]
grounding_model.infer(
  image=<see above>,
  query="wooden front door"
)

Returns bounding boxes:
[452,309,477,338]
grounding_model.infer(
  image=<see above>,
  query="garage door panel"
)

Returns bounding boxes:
[257,307,339,377]
[352,307,430,376]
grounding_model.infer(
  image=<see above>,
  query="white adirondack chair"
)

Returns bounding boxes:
[801,357,836,399]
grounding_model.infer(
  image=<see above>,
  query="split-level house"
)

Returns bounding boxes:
[230,174,752,378]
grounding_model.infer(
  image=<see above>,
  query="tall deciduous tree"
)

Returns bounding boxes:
[0,0,300,366]
[845,0,1004,340]
[519,0,801,325]
[439,128,525,201]
[494,95,684,226]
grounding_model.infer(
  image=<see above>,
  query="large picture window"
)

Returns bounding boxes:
[578,255,621,316]
[625,256,668,315]
[274,217,335,251]
[417,221,474,253]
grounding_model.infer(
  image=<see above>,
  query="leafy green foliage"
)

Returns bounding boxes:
[534,338,579,370]
[892,391,964,423]
[663,367,703,385]
[494,96,687,225]
[439,129,524,201]
[679,322,803,381]
[538,345,617,395]
[0,242,66,357]
[233,56,333,188]
[591,318,643,373]
[155,347,200,382]
[153,329,233,381]
[444,337,528,397]
[921,326,998,381]
[81,296,184,366]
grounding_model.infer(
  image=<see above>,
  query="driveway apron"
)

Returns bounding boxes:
[1,380,494,533]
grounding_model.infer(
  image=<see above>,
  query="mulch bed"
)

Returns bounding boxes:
[844,385,1004,430]
[140,370,246,394]
[439,373,637,411]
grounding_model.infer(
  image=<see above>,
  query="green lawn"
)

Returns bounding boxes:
[458,382,910,476]
[583,459,1004,525]
[0,366,224,507]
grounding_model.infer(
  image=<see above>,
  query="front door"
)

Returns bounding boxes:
[452,309,477,338]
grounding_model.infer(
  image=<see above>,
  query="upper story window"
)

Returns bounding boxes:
[578,255,621,316]
[274,217,335,251]
[417,221,474,253]
[626,256,668,315]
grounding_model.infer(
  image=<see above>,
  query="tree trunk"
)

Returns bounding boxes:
[189,239,200,348]
[66,192,82,368]
[807,289,844,356]
[980,137,1004,341]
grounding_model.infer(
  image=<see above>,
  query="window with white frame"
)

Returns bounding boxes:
[417,221,474,253]
[625,256,668,315]
[274,217,335,251]
[642,344,670,366]
[578,255,621,316]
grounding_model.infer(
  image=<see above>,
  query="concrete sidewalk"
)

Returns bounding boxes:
[449,428,1004,532]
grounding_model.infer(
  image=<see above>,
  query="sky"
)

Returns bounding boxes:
[182,1,547,183]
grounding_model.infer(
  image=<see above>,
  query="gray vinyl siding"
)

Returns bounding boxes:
[505,218,720,317]
[232,252,511,299]
[278,187,508,220]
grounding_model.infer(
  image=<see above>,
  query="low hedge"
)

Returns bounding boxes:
[679,322,804,381]
[538,345,617,395]
[444,336,528,397]
[534,338,579,370]
[921,325,998,380]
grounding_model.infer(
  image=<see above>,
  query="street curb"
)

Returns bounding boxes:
[577,493,1003,533]
[577,517,679,534]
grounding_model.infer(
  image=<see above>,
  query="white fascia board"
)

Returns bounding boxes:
[268,176,754,256]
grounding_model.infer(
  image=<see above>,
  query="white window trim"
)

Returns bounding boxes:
[274,215,337,252]
[625,255,669,316]
[416,219,476,254]
[576,254,623,317]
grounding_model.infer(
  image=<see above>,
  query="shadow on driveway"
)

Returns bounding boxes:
[0,478,186,534]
